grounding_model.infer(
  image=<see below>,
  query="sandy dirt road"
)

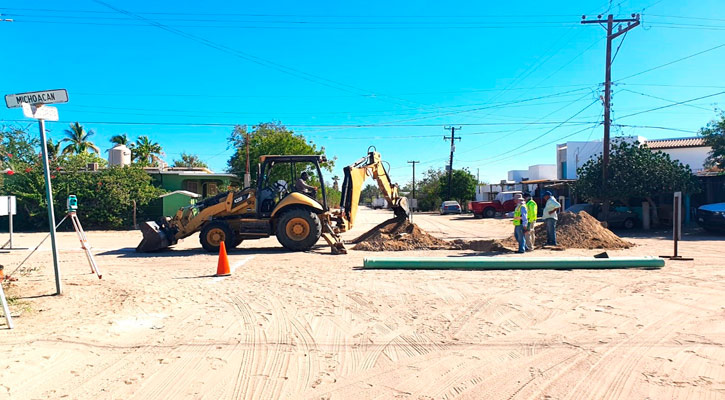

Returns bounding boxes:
[0,208,723,399]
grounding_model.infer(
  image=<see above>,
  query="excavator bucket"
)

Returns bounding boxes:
[392,197,410,219]
[136,221,172,252]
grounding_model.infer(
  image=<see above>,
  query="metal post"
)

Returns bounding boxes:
[674,197,679,258]
[0,284,13,329]
[38,119,62,295]
[7,196,11,248]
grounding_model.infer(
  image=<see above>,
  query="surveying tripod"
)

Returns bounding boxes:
[11,196,102,280]
[67,211,102,279]
[65,196,101,279]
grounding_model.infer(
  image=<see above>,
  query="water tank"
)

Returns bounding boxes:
[108,144,132,166]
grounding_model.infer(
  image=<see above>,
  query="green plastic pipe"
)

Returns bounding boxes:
[363,256,664,270]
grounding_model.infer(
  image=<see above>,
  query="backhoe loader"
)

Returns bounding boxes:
[136,148,408,254]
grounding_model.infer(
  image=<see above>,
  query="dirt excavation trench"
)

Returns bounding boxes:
[350,211,634,252]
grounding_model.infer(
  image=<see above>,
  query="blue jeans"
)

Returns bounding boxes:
[514,225,526,253]
[545,218,557,245]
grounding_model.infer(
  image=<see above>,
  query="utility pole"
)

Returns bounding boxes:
[407,160,419,201]
[244,129,251,188]
[581,13,639,220]
[443,126,461,200]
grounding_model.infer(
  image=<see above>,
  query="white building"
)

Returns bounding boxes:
[507,170,528,182]
[527,164,557,181]
[556,136,650,180]
[644,137,710,173]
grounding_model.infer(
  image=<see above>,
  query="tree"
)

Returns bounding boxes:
[62,122,100,155]
[132,135,163,167]
[110,133,130,146]
[359,183,381,204]
[46,138,62,161]
[173,152,208,168]
[1,125,39,169]
[227,122,334,186]
[574,141,700,223]
[416,168,445,211]
[438,168,477,207]
[699,111,725,170]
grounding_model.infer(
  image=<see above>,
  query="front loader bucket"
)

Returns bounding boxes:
[136,221,172,252]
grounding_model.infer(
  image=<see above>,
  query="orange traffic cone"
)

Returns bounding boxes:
[216,242,231,276]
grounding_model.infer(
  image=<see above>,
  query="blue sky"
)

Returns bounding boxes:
[1,0,724,185]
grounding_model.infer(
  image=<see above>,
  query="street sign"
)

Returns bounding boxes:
[0,196,16,216]
[22,103,59,121]
[5,89,68,108]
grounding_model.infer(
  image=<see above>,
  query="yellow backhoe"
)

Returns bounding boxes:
[137,148,408,254]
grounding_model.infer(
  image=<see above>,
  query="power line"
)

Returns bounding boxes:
[0,7,583,18]
[88,1,431,112]
[616,90,725,119]
[0,119,601,128]
[461,99,600,164]
[612,124,698,134]
[454,90,598,157]
[457,122,600,169]
[619,89,714,111]
[6,18,584,30]
[615,42,725,81]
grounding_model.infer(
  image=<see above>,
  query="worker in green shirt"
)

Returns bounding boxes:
[523,192,538,251]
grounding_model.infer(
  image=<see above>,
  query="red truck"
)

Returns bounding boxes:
[470,191,548,219]
[470,191,521,218]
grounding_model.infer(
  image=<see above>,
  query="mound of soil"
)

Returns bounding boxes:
[350,218,511,253]
[504,211,634,250]
[350,217,453,251]
[451,239,510,253]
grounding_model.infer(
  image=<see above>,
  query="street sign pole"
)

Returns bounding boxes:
[37,118,62,295]
[6,90,68,294]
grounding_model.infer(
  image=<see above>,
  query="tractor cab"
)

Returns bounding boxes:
[256,155,329,218]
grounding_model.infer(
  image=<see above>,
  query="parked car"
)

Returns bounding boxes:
[440,200,462,215]
[567,203,638,229]
[470,191,520,218]
[696,202,725,232]
[470,191,546,219]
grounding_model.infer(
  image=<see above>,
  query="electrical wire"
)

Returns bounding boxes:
[615,91,725,119]
[619,89,714,111]
[461,99,600,164]
[615,43,725,81]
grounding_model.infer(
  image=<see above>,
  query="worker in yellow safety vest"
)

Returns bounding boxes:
[511,193,528,253]
[523,192,538,251]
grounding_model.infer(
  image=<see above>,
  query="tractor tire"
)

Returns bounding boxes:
[484,207,496,218]
[623,218,636,230]
[199,221,235,252]
[276,208,322,252]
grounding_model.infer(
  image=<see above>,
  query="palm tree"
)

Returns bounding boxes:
[46,138,62,161]
[61,122,100,155]
[133,135,163,166]
[110,133,130,146]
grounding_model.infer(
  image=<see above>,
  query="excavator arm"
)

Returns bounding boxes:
[337,149,409,232]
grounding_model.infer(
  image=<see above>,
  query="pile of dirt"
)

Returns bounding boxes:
[504,211,634,250]
[350,218,511,253]
[350,217,454,251]
[451,239,510,253]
